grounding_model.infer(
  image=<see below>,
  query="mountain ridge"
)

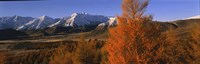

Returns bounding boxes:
[1,14,199,31]
[185,15,200,20]
[0,13,113,31]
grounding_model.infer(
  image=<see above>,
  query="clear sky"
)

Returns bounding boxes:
[0,0,199,21]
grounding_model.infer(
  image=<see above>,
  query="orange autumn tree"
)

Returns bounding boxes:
[106,0,162,64]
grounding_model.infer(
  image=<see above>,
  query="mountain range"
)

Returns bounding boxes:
[1,13,199,31]
[0,12,116,31]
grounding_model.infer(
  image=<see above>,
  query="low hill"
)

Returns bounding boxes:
[0,29,28,40]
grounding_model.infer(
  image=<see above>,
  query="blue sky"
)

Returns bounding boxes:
[0,0,199,21]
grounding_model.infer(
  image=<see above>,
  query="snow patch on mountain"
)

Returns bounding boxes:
[96,17,117,30]
[64,12,109,27]
[17,15,56,30]
[108,17,117,26]
[185,15,200,20]
[47,17,69,27]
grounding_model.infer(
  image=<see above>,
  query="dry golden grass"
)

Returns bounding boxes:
[49,44,74,64]
[50,36,105,64]
[190,23,200,42]
[185,23,200,63]
[160,23,200,64]
[0,38,106,64]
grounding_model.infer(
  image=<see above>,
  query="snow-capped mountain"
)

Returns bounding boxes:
[0,13,112,30]
[185,15,200,20]
[17,15,56,30]
[0,15,34,30]
[64,12,109,27]
[48,12,110,28]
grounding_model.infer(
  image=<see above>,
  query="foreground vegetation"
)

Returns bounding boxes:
[0,39,105,64]
[106,0,200,64]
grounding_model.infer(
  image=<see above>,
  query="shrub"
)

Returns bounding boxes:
[73,36,100,64]
[0,53,6,64]
[106,0,164,64]
[49,44,73,64]
[100,45,109,64]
